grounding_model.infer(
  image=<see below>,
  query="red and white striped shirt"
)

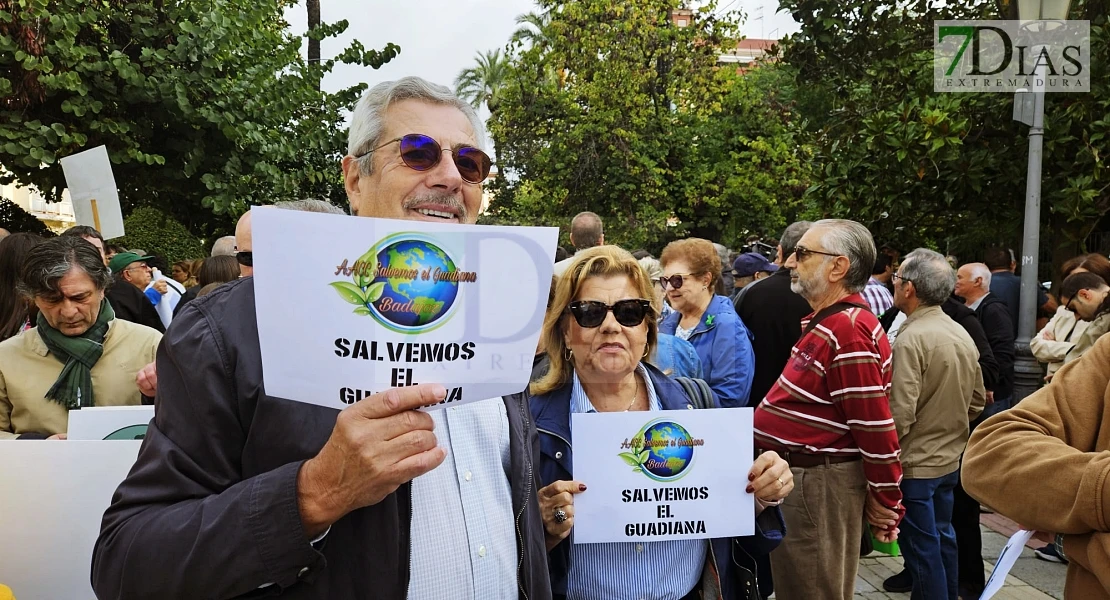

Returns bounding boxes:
[754,293,904,517]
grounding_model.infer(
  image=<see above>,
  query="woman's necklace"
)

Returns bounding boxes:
[624,380,640,411]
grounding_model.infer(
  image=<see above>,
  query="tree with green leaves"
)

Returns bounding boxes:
[0,198,52,236]
[0,0,398,242]
[779,0,1109,271]
[488,0,811,250]
[455,49,510,114]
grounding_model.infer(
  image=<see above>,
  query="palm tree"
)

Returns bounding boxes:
[454,49,510,114]
[510,10,551,50]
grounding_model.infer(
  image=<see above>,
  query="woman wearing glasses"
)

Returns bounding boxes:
[529,246,791,600]
[658,239,756,408]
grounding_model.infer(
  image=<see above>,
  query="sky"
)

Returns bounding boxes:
[282,0,800,99]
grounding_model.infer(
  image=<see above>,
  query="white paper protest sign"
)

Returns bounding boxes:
[252,208,558,412]
[0,440,141,600]
[570,408,755,543]
[59,145,125,240]
[67,405,155,440]
[980,529,1036,600]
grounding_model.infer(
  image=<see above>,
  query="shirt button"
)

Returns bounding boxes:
[465,471,472,481]
[555,451,563,459]
[478,545,487,557]
[636,544,643,553]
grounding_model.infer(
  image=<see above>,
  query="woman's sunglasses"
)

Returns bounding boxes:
[236,251,253,267]
[567,299,653,328]
[657,273,696,290]
[356,133,492,184]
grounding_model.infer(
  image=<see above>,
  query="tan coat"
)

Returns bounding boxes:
[964,332,1110,599]
[1030,306,1090,378]
[0,319,161,438]
[890,305,985,479]
[1064,310,1110,365]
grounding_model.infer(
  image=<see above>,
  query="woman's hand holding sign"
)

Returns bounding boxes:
[747,451,793,513]
[539,480,587,551]
[296,384,448,538]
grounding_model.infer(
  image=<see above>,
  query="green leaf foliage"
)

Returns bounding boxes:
[618,451,642,467]
[779,0,1110,271]
[114,207,204,264]
[330,281,368,306]
[487,0,812,251]
[0,0,398,244]
[0,198,54,236]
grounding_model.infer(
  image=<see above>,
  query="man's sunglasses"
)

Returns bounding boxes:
[567,299,653,328]
[355,133,492,184]
[236,251,253,267]
[657,273,697,290]
[792,245,842,262]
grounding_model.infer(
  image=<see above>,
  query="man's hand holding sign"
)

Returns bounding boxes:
[297,384,449,538]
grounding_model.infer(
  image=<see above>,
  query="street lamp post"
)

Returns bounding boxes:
[1010,0,1072,405]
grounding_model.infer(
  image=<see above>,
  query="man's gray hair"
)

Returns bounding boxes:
[966,263,992,290]
[779,221,812,255]
[348,76,486,175]
[211,236,237,256]
[274,199,346,215]
[19,235,113,298]
[813,219,876,293]
[899,248,955,306]
[570,211,604,250]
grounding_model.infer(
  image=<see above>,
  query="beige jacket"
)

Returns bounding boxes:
[964,332,1110,599]
[1031,306,1090,378]
[890,305,985,479]
[1064,311,1110,365]
[0,319,161,438]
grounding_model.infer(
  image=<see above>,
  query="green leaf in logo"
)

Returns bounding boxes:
[618,451,641,467]
[330,281,368,305]
[353,306,372,316]
[365,281,386,303]
[632,466,643,474]
[637,450,650,464]
[353,248,378,289]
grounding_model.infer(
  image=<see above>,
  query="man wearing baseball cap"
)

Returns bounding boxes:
[730,251,778,305]
[105,251,166,332]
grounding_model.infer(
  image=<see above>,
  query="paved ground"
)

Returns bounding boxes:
[852,514,1066,600]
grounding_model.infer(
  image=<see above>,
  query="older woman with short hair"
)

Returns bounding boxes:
[659,239,756,407]
[530,246,791,600]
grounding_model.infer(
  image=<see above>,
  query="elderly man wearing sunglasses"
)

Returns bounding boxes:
[93,78,548,600]
[529,245,790,600]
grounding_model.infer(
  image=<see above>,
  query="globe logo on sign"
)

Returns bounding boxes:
[330,235,476,333]
[617,419,698,482]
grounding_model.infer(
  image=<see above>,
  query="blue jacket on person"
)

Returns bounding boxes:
[659,295,756,408]
[650,333,703,379]
[529,362,784,600]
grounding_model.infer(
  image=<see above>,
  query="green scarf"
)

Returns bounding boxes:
[37,298,115,410]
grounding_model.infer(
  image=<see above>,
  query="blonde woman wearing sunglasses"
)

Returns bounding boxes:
[529,245,791,600]
[658,238,756,408]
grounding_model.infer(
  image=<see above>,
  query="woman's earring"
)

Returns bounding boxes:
[564,348,573,361]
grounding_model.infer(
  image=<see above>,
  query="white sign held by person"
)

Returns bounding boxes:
[59,145,126,240]
[253,208,558,411]
[571,408,755,544]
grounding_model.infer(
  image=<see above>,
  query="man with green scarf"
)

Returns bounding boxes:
[0,236,161,439]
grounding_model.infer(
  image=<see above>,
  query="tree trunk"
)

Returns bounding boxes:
[307,0,321,67]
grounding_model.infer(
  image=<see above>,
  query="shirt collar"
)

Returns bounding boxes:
[968,292,988,311]
[570,363,661,420]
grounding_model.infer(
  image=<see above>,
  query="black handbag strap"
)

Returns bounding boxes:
[801,301,869,338]
[674,376,717,409]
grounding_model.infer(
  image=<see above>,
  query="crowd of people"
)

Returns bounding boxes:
[0,75,1107,600]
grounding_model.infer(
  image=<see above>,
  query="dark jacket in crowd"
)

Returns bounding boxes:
[989,270,1048,337]
[975,293,1015,399]
[91,278,551,600]
[172,285,199,317]
[530,362,784,600]
[734,269,813,405]
[105,277,165,333]
[942,297,999,392]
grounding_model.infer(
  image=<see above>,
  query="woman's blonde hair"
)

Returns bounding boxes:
[531,246,658,396]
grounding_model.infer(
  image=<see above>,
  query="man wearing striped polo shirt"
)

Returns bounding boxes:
[754,219,905,600]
